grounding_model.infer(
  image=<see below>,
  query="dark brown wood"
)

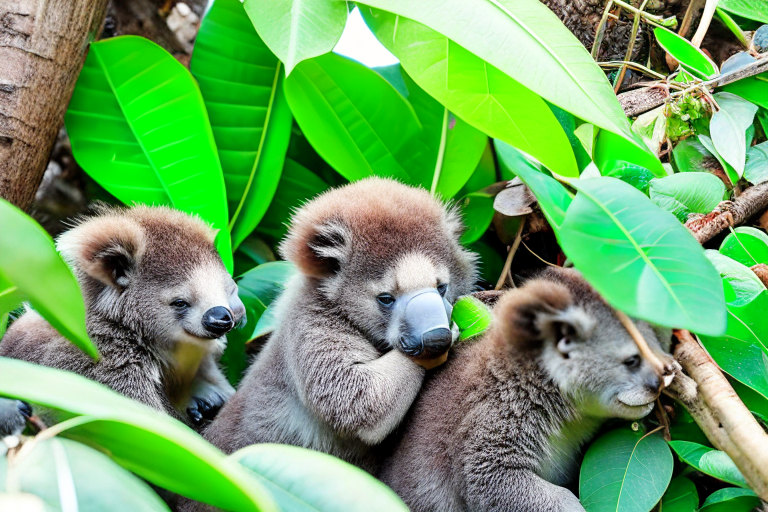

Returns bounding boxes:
[0,0,108,211]
[686,182,768,244]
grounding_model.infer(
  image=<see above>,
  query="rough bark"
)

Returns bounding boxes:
[752,264,768,289]
[686,182,768,244]
[618,87,668,117]
[666,331,768,500]
[0,0,108,211]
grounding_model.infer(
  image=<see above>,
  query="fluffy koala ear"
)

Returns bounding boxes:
[57,216,145,289]
[281,219,351,278]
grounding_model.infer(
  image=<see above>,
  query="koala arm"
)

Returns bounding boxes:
[292,330,426,445]
[464,469,585,512]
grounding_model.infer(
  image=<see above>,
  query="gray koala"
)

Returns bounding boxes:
[380,267,672,512]
[0,205,243,434]
[202,177,478,471]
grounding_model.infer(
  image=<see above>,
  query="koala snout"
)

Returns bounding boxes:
[421,327,453,357]
[646,375,662,394]
[202,306,235,337]
[396,288,453,358]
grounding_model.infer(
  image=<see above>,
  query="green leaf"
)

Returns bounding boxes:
[699,134,740,186]
[710,92,759,177]
[0,436,170,511]
[494,140,573,229]
[604,162,656,195]
[579,427,673,512]
[468,240,505,285]
[654,27,718,79]
[593,129,666,178]
[718,0,768,24]
[242,0,347,75]
[720,226,768,266]
[549,102,593,172]
[224,262,297,385]
[284,52,421,182]
[234,236,277,277]
[649,172,725,222]
[559,177,726,335]
[0,358,276,512]
[659,476,698,512]
[0,199,95,359]
[191,0,293,250]
[672,137,713,174]
[65,36,232,272]
[731,378,768,421]
[359,0,634,146]
[722,74,768,110]
[234,444,408,512]
[668,441,748,487]
[361,7,579,178]
[457,183,506,245]
[745,141,768,185]
[700,487,761,512]
[451,296,493,341]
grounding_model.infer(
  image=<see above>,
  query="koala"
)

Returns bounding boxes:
[380,267,672,512]
[203,177,478,471]
[0,205,243,434]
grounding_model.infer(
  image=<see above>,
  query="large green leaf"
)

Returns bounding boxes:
[65,36,232,272]
[579,427,673,512]
[559,178,726,335]
[243,0,348,75]
[0,436,170,511]
[710,92,759,178]
[654,27,718,79]
[672,137,715,174]
[224,262,297,385]
[452,295,493,341]
[699,487,761,512]
[458,183,506,245]
[191,0,293,250]
[720,226,768,266]
[358,0,633,144]
[745,141,768,185]
[361,8,578,178]
[0,200,95,358]
[699,134,740,187]
[284,52,420,182]
[718,0,768,23]
[668,441,748,487]
[722,75,768,110]
[659,476,698,512]
[494,140,573,229]
[594,129,666,178]
[604,162,656,195]
[649,172,725,222]
[234,444,409,512]
[0,358,275,512]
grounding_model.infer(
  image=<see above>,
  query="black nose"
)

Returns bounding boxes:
[202,307,234,337]
[421,328,453,358]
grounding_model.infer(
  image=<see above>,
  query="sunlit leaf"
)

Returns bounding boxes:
[745,141,768,185]
[451,296,493,341]
[668,441,748,487]
[654,27,718,79]
[710,92,759,177]
[649,172,725,222]
[720,226,768,266]
[699,487,761,512]
[718,0,768,24]
[659,476,698,512]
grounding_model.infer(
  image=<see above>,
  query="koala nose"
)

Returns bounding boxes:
[202,307,234,337]
[421,328,453,358]
[646,375,662,394]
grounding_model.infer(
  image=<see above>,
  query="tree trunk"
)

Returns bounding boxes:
[0,0,108,211]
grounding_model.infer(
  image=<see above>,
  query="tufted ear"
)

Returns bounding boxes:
[281,219,352,278]
[57,216,145,289]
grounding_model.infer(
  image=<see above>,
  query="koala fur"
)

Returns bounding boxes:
[203,177,478,471]
[380,267,672,512]
[0,205,243,433]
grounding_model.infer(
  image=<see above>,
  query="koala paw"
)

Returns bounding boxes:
[552,487,586,512]
[186,382,234,426]
[0,399,32,437]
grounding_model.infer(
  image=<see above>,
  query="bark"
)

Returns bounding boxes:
[686,182,768,244]
[752,264,768,289]
[0,0,108,211]
[618,87,668,117]
[666,331,768,500]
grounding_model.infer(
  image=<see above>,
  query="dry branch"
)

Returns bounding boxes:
[752,264,768,288]
[686,182,768,243]
[666,331,768,500]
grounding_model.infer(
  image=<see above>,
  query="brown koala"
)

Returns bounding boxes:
[202,177,478,471]
[0,205,243,431]
[380,267,672,512]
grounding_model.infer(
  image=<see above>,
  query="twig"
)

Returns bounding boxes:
[611,0,678,28]
[521,240,558,267]
[614,309,677,383]
[26,416,47,433]
[600,61,667,80]
[691,0,718,48]
[592,0,615,59]
[679,0,705,38]
[666,330,768,500]
[614,0,649,93]
[495,219,525,290]
[686,183,768,243]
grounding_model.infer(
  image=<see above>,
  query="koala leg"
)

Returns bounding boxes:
[186,355,235,426]
[0,398,31,437]
[466,470,585,512]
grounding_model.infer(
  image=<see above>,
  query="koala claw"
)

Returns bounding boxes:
[186,394,227,426]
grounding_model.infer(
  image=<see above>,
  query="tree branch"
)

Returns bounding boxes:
[686,182,768,243]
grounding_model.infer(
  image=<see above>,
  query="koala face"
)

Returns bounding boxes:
[57,206,246,352]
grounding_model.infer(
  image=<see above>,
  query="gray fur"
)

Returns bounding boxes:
[0,399,27,437]
[380,267,673,512]
[0,206,241,429]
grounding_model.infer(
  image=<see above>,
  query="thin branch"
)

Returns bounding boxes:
[691,0,719,48]
[686,183,768,243]
[495,218,525,290]
[614,309,677,384]
[591,0,615,59]
[614,0,650,93]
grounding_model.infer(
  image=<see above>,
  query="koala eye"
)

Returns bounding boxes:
[170,299,190,309]
[437,283,448,297]
[377,293,396,307]
[623,355,642,370]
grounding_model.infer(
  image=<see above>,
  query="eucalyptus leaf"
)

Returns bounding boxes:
[718,0,768,24]
[699,487,761,512]
[458,183,507,245]
[65,36,232,272]
[710,92,759,177]
[699,134,740,187]
[605,162,656,194]
[722,74,768,110]
[0,199,95,358]
[654,27,718,79]
[559,178,726,335]
[452,296,493,341]
[649,172,725,222]
[659,476,698,512]
[191,0,293,250]
[361,8,578,178]
[745,141,768,185]
[672,137,713,174]
[720,226,768,266]
[668,441,748,487]
[0,358,276,512]
[243,0,348,75]
[579,427,673,512]
[594,129,666,178]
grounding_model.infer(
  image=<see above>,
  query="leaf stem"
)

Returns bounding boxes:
[494,217,525,290]
[430,108,449,196]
